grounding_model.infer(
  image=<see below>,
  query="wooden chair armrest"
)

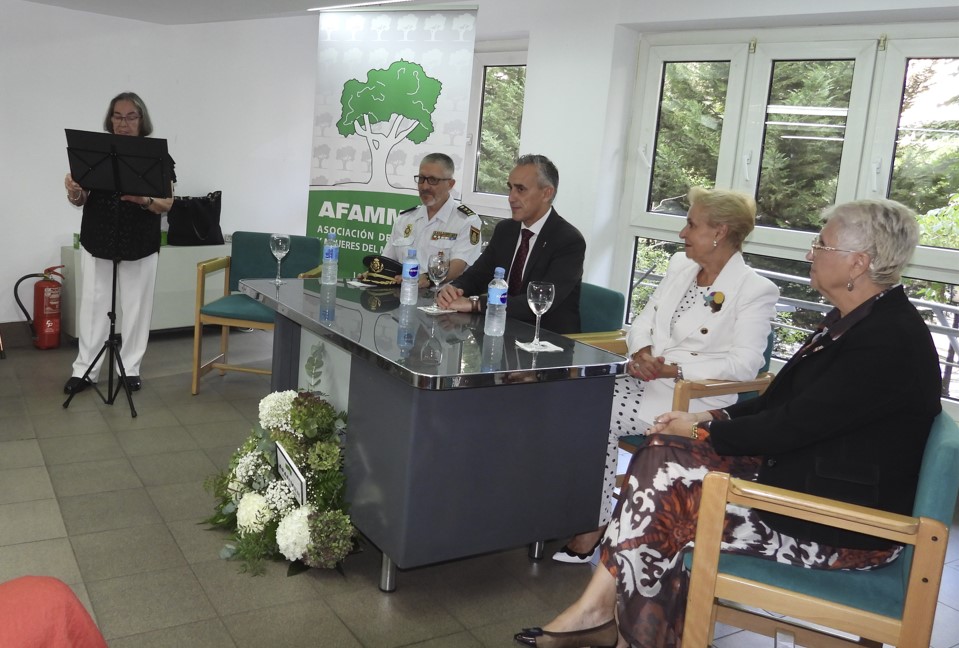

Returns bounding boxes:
[672,372,774,411]
[725,475,925,545]
[197,256,230,275]
[298,265,322,279]
[195,256,231,318]
[566,330,628,356]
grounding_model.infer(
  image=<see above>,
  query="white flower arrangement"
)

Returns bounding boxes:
[205,389,352,575]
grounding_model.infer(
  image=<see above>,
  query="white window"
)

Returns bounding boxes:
[624,25,959,399]
[461,48,527,217]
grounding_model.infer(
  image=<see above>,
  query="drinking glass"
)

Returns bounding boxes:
[270,234,291,286]
[420,320,443,366]
[526,281,555,351]
[427,253,450,300]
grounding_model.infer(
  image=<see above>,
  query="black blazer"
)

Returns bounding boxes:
[710,286,942,549]
[452,210,586,334]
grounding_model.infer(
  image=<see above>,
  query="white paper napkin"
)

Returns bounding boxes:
[515,340,564,353]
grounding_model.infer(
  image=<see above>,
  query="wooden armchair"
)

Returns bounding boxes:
[682,411,959,648]
[191,231,320,394]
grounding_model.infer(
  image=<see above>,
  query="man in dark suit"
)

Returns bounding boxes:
[436,154,585,334]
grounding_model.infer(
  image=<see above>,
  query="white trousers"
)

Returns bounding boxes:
[72,249,158,381]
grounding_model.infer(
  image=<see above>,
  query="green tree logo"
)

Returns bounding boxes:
[337,60,442,189]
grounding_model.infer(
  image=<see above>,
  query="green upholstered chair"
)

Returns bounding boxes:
[683,411,959,648]
[578,282,626,334]
[191,231,321,394]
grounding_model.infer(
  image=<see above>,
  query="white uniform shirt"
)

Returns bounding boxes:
[381,198,482,269]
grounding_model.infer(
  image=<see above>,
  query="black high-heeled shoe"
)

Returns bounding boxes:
[551,536,602,564]
[513,618,618,647]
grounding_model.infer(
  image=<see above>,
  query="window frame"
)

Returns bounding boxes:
[461,48,528,218]
[624,24,959,288]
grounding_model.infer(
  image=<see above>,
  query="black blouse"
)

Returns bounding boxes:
[79,155,176,261]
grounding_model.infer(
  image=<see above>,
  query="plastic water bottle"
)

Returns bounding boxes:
[396,304,417,359]
[321,232,339,285]
[481,333,504,372]
[400,248,419,306]
[484,266,508,336]
[319,283,336,324]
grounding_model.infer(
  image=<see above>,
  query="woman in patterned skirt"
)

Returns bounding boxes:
[517,198,942,648]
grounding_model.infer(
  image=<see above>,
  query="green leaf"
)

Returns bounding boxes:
[220,544,237,560]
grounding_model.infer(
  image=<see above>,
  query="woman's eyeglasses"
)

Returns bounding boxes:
[809,235,857,256]
[111,113,141,124]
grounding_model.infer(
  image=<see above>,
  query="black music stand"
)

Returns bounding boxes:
[63,130,171,417]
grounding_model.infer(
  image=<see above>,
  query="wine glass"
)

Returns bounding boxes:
[270,234,291,286]
[419,319,444,366]
[526,281,555,351]
[427,253,450,301]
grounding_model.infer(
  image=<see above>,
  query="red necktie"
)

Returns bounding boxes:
[508,229,534,296]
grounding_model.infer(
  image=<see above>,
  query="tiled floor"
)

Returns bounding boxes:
[0,326,958,647]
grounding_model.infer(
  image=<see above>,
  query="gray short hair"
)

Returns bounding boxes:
[419,153,454,176]
[516,154,559,201]
[823,199,919,287]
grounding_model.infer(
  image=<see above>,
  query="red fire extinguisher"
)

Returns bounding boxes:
[15,265,65,350]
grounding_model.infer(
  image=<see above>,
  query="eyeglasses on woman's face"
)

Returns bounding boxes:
[809,235,858,257]
[413,175,451,186]
[111,113,141,124]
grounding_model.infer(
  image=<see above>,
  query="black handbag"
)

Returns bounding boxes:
[166,191,225,245]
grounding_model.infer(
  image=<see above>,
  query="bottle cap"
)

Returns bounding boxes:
[494,266,505,278]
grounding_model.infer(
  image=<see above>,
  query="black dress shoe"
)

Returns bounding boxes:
[63,377,91,394]
[125,376,142,391]
[514,619,618,647]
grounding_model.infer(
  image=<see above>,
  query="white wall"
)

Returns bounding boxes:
[0,0,317,323]
[2,0,954,324]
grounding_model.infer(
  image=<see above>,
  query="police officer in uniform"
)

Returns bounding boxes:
[374,153,482,287]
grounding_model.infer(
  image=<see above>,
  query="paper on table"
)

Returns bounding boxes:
[418,305,456,315]
[515,340,564,353]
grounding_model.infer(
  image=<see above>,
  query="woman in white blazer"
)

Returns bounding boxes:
[554,187,780,564]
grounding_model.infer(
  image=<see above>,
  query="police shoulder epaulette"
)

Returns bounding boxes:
[399,205,418,215]
[457,203,477,217]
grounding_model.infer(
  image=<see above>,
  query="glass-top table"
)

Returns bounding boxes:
[240,278,624,390]
[241,278,626,591]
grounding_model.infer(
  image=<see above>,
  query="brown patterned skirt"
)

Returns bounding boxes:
[600,435,900,648]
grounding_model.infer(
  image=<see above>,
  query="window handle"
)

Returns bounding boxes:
[871,157,882,193]
[743,151,752,182]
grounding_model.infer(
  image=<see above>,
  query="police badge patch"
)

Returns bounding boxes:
[469,226,480,245]
[404,224,414,237]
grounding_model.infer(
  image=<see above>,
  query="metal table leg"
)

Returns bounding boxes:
[528,541,545,560]
[379,553,396,592]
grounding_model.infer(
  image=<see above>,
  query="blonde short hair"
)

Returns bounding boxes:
[687,187,757,250]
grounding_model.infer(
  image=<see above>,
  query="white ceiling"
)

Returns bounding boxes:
[22,0,463,25]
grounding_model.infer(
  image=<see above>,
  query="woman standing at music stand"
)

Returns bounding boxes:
[64,91,175,394]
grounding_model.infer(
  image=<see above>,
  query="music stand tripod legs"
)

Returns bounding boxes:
[63,257,137,417]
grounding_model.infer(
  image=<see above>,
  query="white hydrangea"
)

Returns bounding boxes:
[276,505,313,561]
[264,480,297,515]
[258,390,297,433]
[236,492,272,534]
